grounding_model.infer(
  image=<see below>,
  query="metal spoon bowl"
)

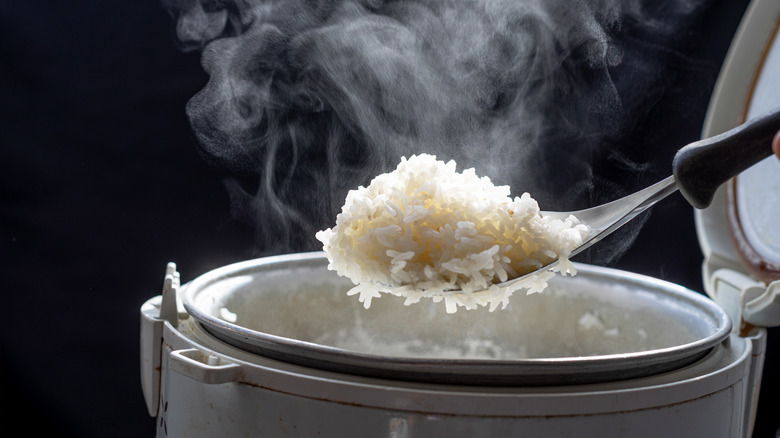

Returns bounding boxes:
[455,105,780,293]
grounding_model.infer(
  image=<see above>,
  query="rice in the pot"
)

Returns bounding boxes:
[316,154,590,313]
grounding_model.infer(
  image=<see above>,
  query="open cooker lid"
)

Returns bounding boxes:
[697,0,780,329]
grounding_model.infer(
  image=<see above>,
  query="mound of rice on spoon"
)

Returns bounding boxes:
[316,154,590,313]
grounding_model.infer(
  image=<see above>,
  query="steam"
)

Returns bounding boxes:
[162,0,708,260]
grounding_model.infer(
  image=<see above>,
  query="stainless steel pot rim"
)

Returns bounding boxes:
[181,252,732,385]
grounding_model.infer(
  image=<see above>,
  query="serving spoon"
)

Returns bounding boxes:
[491,106,780,291]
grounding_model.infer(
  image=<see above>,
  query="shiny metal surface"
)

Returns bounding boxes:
[182,252,731,386]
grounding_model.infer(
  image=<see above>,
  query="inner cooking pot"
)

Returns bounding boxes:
[182,252,730,386]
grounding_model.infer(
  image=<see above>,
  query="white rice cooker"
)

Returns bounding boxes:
[140,1,780,436]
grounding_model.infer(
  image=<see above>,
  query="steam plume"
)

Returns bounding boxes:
[162,0,708,260]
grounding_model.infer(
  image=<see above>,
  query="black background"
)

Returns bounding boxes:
[1,1,777,437]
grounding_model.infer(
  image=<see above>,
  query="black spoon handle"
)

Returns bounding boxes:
[673,106,780,209]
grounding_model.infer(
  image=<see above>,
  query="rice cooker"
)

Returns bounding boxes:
[139,0,780,436]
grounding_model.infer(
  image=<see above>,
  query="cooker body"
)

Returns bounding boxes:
[140,254,766,437]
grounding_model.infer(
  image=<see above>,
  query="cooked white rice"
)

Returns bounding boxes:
[316,154,590,313]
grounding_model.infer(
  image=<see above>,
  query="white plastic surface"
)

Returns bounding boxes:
[140,263,184,417]
[698,0,780,328]
[140,296,164,417]
[159,262,180,326]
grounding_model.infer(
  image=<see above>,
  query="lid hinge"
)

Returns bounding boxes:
[709,268,780,334]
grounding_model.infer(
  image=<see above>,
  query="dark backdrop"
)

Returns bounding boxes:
[1,1,777,437]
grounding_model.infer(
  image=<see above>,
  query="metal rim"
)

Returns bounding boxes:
[182,252,731,386]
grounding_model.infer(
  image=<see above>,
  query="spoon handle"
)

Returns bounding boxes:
[672,106,780,209]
